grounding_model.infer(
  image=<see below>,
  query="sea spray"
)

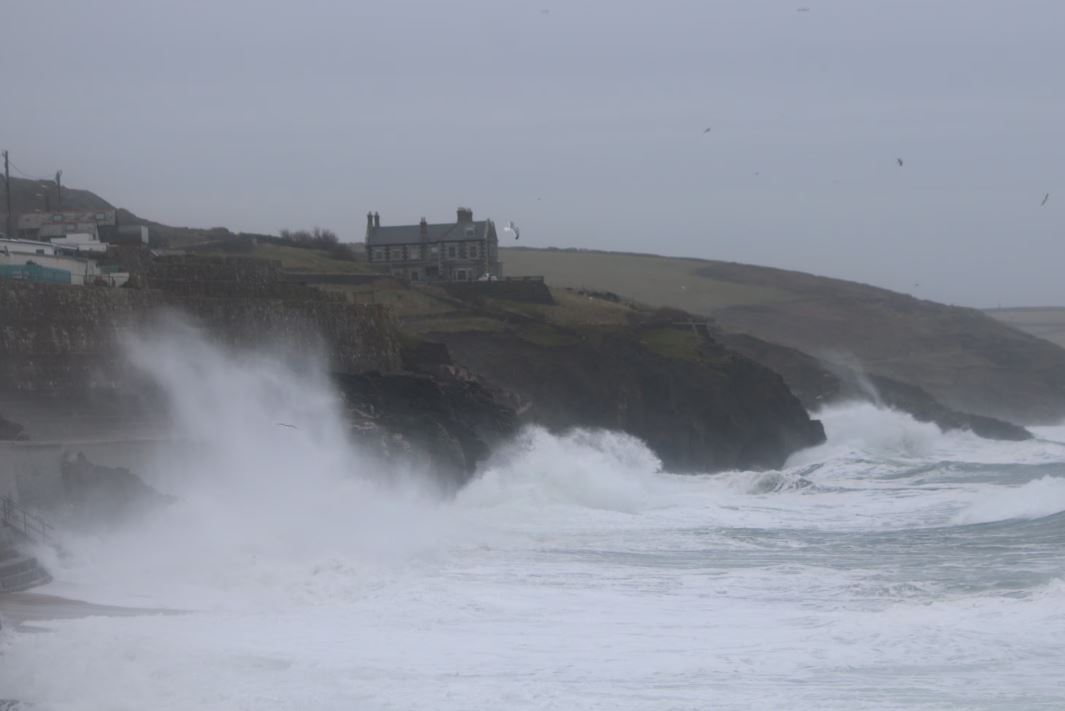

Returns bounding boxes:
[7,325,1065,708]
[46,315,454,608]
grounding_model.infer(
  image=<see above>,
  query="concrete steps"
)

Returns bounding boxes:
[1,497,55,593]
[0,548,52,593]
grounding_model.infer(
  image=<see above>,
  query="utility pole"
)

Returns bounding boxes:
[55,169,62,210]
[3,150,10,237]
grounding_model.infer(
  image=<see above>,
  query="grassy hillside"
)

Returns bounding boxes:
[502,247,1065,424]
[1,177,269,247]
[1,176,112,228]
[6,169,1063,425]
[987,308,1065,349]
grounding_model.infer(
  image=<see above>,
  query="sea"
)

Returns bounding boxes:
[2,325,1065,710]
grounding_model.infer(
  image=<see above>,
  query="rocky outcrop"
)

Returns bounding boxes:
[429,328,826,472]
[60,452,175,520]
[718,331,1031,441]
[0,415,25,441]
[333,364,519,487]
[501,248,1065,425]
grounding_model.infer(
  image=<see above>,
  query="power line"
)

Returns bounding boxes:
[7,159,52,182]
[3,150,11,237]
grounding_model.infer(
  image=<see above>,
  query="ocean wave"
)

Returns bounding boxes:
[458,427,665,513]
[952,475,1065,525]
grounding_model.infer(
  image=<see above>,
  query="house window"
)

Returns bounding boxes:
[371,247,386,261]
[468,243,479,259]
[446,245,457,260]
[389,246,404,261]
[454,269,469,281]
[408,245,421,260]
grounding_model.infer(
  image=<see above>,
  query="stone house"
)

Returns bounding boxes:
[365,207,502,282]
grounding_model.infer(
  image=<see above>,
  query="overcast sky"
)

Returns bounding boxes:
[2,0,1062,306]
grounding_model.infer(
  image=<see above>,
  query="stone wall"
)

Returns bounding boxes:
[145,255,331,299]
[442,278,554,305]
[0,280,402,394]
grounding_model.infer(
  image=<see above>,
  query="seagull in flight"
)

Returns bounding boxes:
[504,221,520,240]
[1042,192,1050,206]
[897,158,904,167]
[796,7,811,12]
[703,127,712,134]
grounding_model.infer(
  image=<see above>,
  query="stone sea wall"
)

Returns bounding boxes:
[0,278,401,394]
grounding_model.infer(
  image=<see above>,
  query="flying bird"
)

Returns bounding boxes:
[897,158,904,167]
[504,221,520,240]
[1042,192,1050,206]
[796,7,811,11]
[703,127,712,134]
[277,422,298,429]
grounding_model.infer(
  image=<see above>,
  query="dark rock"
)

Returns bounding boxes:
[869,375,1031,441]
[333,366,519,487]
[430,329,826,472]
[60,452,174,519]
[718,331,1032,441]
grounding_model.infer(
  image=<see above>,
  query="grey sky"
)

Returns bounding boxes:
[2,0,1063,307]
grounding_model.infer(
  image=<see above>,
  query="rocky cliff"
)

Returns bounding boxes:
[428,326,826,472]
[717,331,1031,441]
[0,255,830,481]
[0,270,517,484]
[502,248,1065,426]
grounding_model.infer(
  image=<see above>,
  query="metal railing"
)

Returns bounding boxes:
[0,495,54,546]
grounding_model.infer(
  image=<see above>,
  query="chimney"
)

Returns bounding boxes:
[419,217,428,241]
[373,211,380,228]
[457,207,473,224]
[366,211,374,230]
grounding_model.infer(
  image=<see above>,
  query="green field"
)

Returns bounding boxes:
[502,248,797,313]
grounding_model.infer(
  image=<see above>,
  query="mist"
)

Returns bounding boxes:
[40,316,455,609]
[2,0,1063,306]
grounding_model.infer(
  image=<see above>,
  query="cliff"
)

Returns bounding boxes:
[717,331,1031,441]
[335,366,519,487]
[426,324,825,472]
[502,248,1065,426]
[1,241,834,481]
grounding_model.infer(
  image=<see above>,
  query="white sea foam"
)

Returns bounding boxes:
[458,427,664,513]
[952,475,1065,525]
[37,317,456,609]
[3,323,1065,709]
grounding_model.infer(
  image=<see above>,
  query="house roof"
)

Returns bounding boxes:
[367,220,492,247]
